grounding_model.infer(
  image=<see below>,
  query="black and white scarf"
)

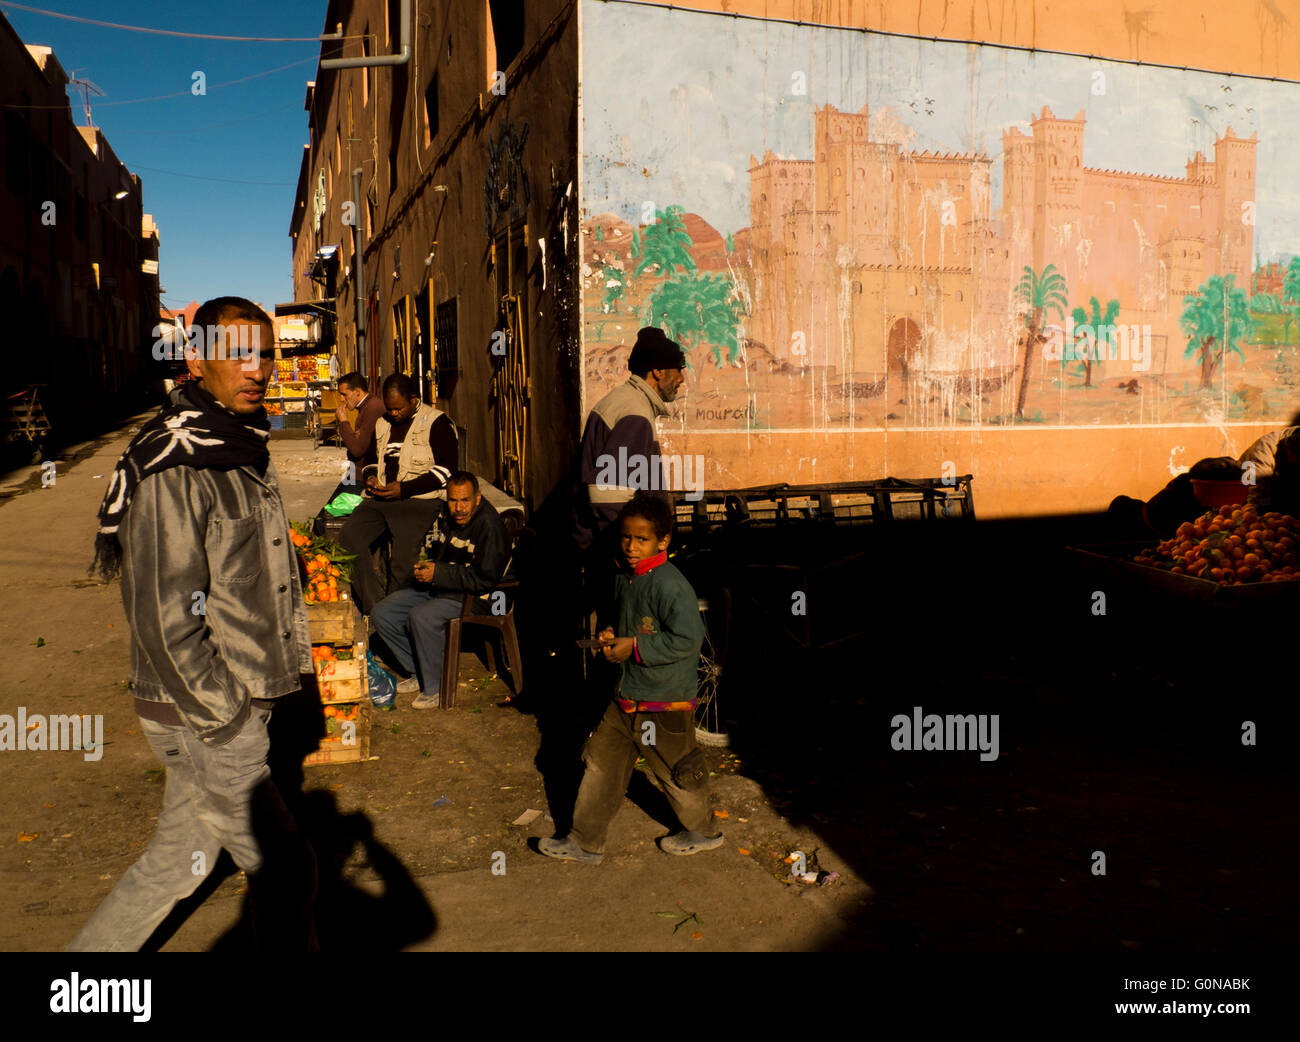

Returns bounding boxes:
[91,381,271,581]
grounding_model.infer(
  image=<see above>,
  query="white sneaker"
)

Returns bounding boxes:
[411,691,440,709]
[396,677,421,695]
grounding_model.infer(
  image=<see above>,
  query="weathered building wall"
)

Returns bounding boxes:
[291,0,580,510]
[580,0,1300,517]
[1,14,152,416]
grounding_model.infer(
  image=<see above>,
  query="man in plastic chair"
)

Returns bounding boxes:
[370,472,510,708]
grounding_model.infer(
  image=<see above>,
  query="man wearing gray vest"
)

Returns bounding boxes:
[340,373,459,613]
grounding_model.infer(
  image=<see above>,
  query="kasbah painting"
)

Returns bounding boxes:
[579,4,1300,512]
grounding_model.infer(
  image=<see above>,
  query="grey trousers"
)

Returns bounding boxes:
[67,705,312,952]
[570,702,713,854]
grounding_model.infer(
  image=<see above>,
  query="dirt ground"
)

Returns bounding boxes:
[0,417,870,952]
[2,410,1295,955]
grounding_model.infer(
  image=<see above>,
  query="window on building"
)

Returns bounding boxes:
[4,111,28,195]
[387,0,401,48]
[487,0,525,79]
[424,74,439,147]
[362,27,370,107]
[435,296,459,397]
[955,290,964,302]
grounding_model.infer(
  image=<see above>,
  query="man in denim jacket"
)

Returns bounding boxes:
[70,297,316,951]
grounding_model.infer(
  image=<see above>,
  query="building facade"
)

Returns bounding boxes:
[0,12,158,429]
[288,0,580,510]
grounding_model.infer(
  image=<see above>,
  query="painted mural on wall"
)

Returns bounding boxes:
[580,3,1300,434]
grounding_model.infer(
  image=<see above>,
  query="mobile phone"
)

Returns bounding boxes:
[575,638,608,649]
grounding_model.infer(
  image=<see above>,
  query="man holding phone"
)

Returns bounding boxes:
[339,373,458,613]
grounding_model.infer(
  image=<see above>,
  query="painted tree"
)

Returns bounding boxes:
[1283,257,1300,344]
[1249,291,1288,345]
[633,205,697,278]
[600,265,627,314]
[1015,264,1069,418]
[1069,296,1120,388]
[647,273,745,367]
[595,224,604,242]
[1180,273,1253,389]
[725,231,735,253]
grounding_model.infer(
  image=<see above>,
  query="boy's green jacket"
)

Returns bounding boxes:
[608,554,704,704]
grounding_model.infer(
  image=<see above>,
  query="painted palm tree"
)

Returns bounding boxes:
[1015,264,1069,418]
[1180,273,1253,389]
[1069,296,1120,388]
[633,205,697,279]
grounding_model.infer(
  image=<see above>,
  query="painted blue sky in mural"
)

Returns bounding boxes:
[582,1,1297,263]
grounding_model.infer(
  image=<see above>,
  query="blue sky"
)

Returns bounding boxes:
[583,1,1299,264]
[5,1,325,313]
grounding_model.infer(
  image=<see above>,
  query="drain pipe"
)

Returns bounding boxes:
[320,0,410,69]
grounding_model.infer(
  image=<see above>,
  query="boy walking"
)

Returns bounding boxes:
[539,493,722,863]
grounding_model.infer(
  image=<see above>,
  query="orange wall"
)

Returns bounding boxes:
[662,1,1300,79]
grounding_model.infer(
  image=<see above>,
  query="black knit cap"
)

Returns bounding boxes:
[627,326,686,373]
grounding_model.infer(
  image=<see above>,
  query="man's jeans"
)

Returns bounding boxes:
[570,702,713,854]
[339,497,440,614]
[370,588,464,695]
[67,705,313,952]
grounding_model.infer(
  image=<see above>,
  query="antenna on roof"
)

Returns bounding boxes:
[67,72,105,129]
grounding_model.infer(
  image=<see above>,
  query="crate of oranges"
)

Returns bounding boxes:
[291,522,360,641]
[311,642,369,703]
[303,699,371,767]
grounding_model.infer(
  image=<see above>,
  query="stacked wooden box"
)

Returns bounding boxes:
[303,597,372,767]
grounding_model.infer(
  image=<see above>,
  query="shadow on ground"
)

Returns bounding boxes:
[705,514,1300,951]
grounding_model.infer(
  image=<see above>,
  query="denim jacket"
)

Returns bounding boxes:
[119,458,313,745]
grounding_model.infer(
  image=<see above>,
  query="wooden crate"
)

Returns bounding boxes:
[306,598,357,643]
[314,649,368,703]
[303,699,371,767]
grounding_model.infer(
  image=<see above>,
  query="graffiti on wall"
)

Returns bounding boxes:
[580,3,1300,434]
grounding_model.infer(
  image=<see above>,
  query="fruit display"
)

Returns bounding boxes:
[311,644,355,663]
[321,702,362,743]
[1133,504,1300,585]
[290,522,356,604]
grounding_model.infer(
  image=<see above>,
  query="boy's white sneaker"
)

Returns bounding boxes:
[659,830,725,856]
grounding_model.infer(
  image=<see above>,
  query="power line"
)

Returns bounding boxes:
[150,101,302,138]
[120,162,295,187]
[0,1,333,42]
[4,55,319,109]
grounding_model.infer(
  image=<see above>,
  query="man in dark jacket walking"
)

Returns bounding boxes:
[370,471,510,708]
[71,296,316,951]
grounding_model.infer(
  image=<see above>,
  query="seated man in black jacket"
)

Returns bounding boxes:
[370,471,510,708]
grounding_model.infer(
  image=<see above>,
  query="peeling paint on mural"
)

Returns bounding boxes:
[580,4,1300,444]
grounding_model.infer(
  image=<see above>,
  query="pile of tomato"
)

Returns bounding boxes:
[1134,504,1300,584]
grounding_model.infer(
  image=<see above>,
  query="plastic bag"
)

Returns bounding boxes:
[365,649,397,709]
[324,492,365,517]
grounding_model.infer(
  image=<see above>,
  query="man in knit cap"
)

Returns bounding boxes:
[572,326,687,558]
